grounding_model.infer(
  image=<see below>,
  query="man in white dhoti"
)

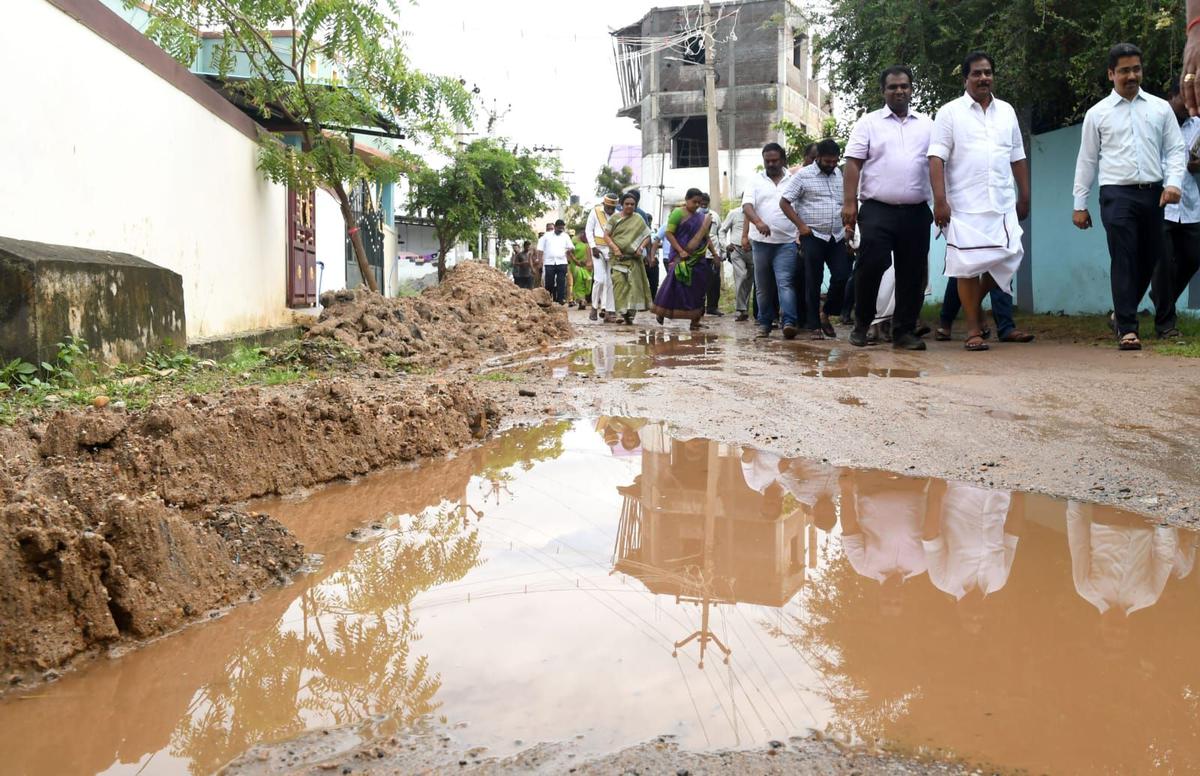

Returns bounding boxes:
[586,194,619,321]
[929,52,1031,352]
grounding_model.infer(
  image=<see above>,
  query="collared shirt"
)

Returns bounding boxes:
[928,93,1026,215]
[1165,117,1200,224]
[742,170,797,244]
[1073,89,1187,210]
[718,206,748,252]
[923,483,1017,600]
[841,488,928,584]
[780,163,846,241]
[537,231,573,266]
[845,106,933,205]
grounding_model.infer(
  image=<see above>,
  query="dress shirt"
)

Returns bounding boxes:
[1066,502,1186,616]
[777,460,838,507]
[743,170,797,244]
[923,483,1017,600]
[780,164,846,240]
[718,205,748,250]
[1165,117,1200,224]
[928,93,1026,214]
[740,450,782,494]
[1073,89,1187,210]
[537,231,573,266]
[841,488,928,583]
[845,107,933,205]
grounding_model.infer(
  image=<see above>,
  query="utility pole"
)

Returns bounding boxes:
[701,0,721,213]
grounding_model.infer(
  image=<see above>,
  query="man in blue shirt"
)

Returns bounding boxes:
[1151,77,1200,338]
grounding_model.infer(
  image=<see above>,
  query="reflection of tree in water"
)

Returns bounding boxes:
[478,420,572,499]
[170,506,482,775]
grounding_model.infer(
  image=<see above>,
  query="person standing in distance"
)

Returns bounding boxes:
[1073,43,1186,350]
[537,219,574,304]
[842,65,935,350]
[743,143,800,339]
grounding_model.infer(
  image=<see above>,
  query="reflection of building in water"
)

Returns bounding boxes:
[611,422,812,665]
[1067,500,1196,616]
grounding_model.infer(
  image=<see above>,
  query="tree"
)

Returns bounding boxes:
[408,139,569,281]
[595,164,636,197]
[135,0,472,292]
[815,0,1187,133]
[775,116,849,167]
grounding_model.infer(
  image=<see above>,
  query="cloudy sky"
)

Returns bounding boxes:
[399,0,665,202]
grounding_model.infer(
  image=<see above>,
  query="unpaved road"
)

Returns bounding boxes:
[489,311,1200,529]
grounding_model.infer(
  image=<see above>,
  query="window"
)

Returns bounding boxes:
[671,117,708,168]
[793,32,809,74]
[680,33,705,65]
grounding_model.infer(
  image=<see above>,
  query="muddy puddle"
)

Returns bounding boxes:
[546,330,928,380]
[3,419,1197,775]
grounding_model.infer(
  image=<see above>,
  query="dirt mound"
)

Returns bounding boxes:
[306,262,571,369]
[0,374,499,680]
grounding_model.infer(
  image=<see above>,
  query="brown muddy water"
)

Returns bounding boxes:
[542,329,929,379]
[2,419,1197,775]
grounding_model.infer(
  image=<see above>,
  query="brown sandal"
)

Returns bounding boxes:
[935,327,952,341]
[1000,330,1035,343]
[965,333,989,352]
[1118,332,1141,351]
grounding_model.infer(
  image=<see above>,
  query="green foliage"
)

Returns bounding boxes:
[595,164,636,197]
[0,359,37,391]
[814,0,1187,133]
[774,116,850,167]
[408,138,569,280]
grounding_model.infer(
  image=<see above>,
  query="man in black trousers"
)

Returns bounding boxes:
[1073,43,1186,350]
[842,65,935,350]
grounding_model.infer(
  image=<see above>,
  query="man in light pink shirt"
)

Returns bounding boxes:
[842,65,935,351]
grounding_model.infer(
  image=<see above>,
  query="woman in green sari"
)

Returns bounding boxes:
[569,228,593,310]
[603,193,655,324]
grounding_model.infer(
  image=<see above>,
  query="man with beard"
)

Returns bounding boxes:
[536,220,574,304]
[843,66,934,350]
[1073,43,1186,350]
[780,138,849,339]
[743,143,799,339]
[587,194,620,321]
[929,52,1031,352]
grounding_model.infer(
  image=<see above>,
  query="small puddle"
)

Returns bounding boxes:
[3,420,1196,775]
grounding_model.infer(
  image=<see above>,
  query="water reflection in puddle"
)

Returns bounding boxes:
[551,332,927,380]
[2,420,1196,775]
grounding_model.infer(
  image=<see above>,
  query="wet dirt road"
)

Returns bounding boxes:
[4,415,1199,775]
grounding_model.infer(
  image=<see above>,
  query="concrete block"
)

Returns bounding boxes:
[0,235,185,366]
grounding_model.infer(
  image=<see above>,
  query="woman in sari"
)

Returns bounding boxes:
[569,228,593,311]
[603,193,655,324]
[651,188,716,330]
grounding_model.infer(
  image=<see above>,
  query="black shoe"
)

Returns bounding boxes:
[893,332,927,351]
[782,324,798,340]
[849,329,871,347]
[735,312,749,322]
[914,323,932,338]
[706,309,725,316]
[755,327,771,339]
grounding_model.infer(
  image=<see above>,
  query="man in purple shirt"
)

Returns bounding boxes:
[842,65,935,350]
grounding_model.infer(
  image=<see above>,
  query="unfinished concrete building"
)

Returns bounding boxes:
[612,0,831,222]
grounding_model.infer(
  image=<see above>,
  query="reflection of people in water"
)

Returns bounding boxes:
[1067,501,1194,622]
[778,459,839,530]
[595,416,647,456]
[839,473,929,617]
[923,481,1023,634]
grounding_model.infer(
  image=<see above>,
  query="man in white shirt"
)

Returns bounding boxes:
[1073,42,1187,351]
[843,65,935,351]
[718,197,753,321]
[1150,77,1200,338]
[743,143,799,339]
[586,194,619,321]
[536,219,573,304]
[929,52,1031,353]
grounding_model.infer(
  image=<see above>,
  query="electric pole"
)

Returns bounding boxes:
[702,0,722,213]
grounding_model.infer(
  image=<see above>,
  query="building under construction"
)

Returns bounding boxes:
[612,0,832,222]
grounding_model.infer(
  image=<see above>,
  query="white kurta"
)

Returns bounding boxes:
[586,206,616,312]
[923,482,1017,600]
[929,93,1027,291]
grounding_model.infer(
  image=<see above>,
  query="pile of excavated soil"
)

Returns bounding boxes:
[0,376,498,682]
[306,262,571,369]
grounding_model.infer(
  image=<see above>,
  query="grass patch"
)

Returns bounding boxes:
[475,371,521,382]
[0,339,333,426]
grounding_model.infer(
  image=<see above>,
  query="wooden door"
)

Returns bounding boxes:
[287,188,317,307]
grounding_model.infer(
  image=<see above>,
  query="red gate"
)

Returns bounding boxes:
[287,188,317,307]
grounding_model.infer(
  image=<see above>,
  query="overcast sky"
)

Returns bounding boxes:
[399,0,664,203]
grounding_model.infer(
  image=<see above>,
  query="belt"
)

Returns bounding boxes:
[862,199,928,208]
[1103,182,1163,190]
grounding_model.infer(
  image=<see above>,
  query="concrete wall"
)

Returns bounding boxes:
[1,0,294,340]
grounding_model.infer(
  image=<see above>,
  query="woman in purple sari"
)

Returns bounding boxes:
[651,188,717,330]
